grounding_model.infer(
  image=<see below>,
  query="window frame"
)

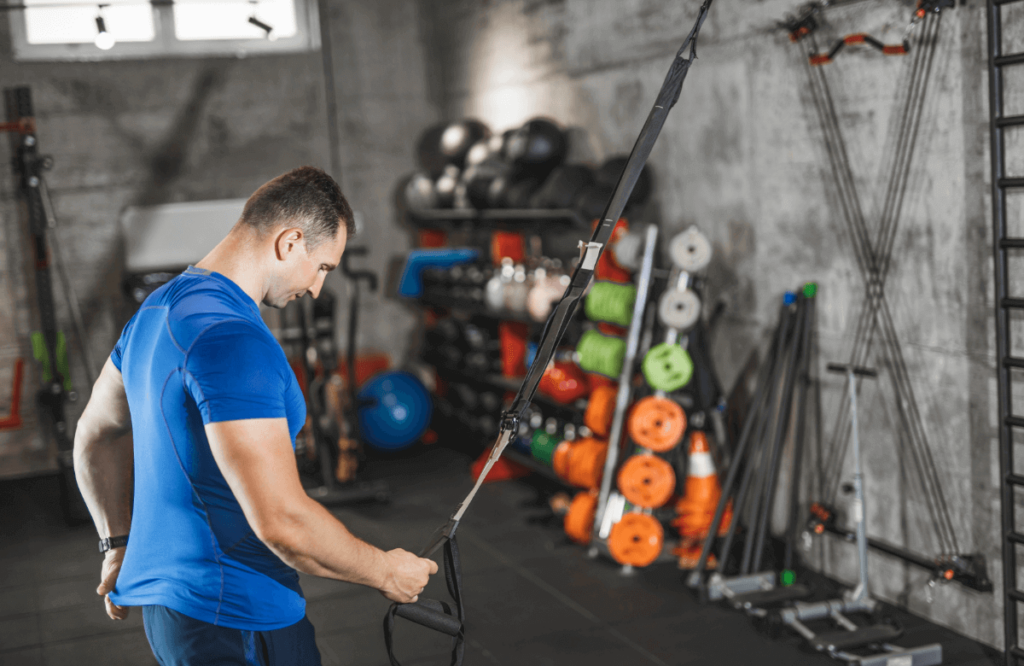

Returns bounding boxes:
[8,0,319,62]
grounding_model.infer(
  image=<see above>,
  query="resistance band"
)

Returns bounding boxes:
[382,2,717,663]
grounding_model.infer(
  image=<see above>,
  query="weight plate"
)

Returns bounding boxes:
[564,491,598,545]
[658,289,702,330]
[627,396,687,452]
[608,512,664,567]
[584,384,618,438]
[585,281,636,326]
[576,330,626,378]
[617,454,676,508]
[552,437,608,490]
[669,226,712,272]
[612,231,643,271]
[641,343,694,392]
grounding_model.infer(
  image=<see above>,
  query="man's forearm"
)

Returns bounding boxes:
[259,498,390,589]
[73,424,133,538]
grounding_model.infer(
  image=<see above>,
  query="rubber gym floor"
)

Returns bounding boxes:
[0,446,1002,665]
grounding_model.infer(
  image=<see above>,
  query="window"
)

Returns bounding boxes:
[9,0,317,61]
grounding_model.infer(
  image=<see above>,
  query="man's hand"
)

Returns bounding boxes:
[379,549,439,604]
[97,548,130,620]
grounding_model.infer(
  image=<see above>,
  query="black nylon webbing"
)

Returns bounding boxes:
[384,537,464,666]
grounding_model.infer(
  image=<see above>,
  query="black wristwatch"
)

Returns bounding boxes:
[99,535,129,554]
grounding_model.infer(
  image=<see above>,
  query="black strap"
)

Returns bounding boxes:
[384,537,464,666]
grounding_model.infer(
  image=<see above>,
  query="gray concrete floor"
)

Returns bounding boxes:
[0,446,1003,665]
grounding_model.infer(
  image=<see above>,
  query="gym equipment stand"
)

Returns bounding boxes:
[776,364,941,666]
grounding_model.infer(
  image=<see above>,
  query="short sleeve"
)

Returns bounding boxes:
[185,321,290,424]
[110,313,138,372]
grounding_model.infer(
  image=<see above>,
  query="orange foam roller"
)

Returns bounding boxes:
[584,384,618,437]
[627,396,686,452]
[608,512,664,567]
[617,454,676,508]
[552,437,608,490]
[564,491,598,545]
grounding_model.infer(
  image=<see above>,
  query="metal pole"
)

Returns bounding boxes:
[847,368,869,602]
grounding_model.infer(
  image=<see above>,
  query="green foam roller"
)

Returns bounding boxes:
[531,430,559,465]
[642,343,693,392]
[584,281,636,326]
[576,329,626,378]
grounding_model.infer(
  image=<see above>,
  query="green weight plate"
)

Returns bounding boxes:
[576,329,626,378]
[584,281,636,327]
[642,343,693,391]
[531,430,559,465]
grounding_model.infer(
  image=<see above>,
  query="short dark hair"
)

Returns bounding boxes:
[240,167,355,248]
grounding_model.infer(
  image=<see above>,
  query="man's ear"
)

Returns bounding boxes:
[274,227,306,261]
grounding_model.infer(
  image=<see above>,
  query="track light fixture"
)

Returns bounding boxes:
[94,5,114,50]
[247,1,275,40]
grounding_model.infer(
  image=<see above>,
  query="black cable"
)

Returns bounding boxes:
[793,9,961,555]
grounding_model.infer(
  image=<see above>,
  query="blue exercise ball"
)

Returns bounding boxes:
[357,371,433,451]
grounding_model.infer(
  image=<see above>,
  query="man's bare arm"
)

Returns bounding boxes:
[73,357,134,620]
[205,418,437,603]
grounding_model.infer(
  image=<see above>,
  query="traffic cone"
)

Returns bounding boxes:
[672,431,732,569]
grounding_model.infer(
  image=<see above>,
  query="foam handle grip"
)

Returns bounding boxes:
[394,599,462,637]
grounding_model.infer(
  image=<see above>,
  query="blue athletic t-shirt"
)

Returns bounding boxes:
[107,266,307,630]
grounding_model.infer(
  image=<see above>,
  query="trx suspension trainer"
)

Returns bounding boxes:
[382,3,717,663]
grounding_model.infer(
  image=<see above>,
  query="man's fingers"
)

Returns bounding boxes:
[426,559,439,575]
[104,595,130,621]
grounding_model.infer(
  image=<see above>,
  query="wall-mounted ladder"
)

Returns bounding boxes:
[988,0,1024,662]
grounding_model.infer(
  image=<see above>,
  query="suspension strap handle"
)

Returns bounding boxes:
[384,537,465,666]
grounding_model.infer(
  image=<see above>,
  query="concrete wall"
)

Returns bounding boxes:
[420,0,1005,649]
[0,0,435,478]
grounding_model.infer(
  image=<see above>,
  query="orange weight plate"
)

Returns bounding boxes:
[608,512,664,567]
[552,438,608,490]
[627,396,686,452]
[617,454,676,508]
[584,385,618,437]
[552,440,573,479]
[564,491,598,545]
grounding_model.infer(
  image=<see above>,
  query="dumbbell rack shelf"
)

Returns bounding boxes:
[417,296,538,326]
[408,208,588,230]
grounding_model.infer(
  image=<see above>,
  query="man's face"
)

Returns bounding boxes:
[265,224,347,308]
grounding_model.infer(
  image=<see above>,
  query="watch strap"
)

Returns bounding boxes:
[99,535,129,553]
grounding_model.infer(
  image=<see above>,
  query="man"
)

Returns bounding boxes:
[73,166,437,665]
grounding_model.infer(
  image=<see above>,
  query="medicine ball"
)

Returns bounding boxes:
[434,164,461,209]
[461,158,509,209]
[416,123,449,178]
[574,182,615,220]
[503,176,544,209]
[403,172,438,213]
[439,119,491,168]
[530,164,595,209]
[465,135,503,168]
[357,371,433,451]
[505,118,567,177]
[595,156,653,208]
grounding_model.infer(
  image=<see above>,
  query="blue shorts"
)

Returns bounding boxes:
[143,605,322,666]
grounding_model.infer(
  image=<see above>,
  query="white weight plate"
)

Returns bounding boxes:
[612,231,643,271]
[669,226,712,272]
[658,288,702,330]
